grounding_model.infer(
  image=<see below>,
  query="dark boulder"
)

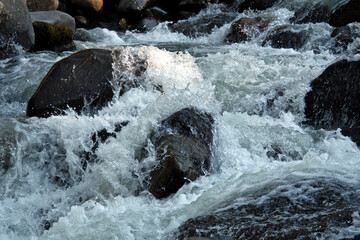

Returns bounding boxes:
[330,0,360,27]
[117,0,154,14]
[27,0,59,11]
[0,0,35,59]
[238,0,279,12]
[174,176,360,239]
[304,60,360,130]
[262,25,308,50]
[0,130,16,173]
[291,3,330,24]
[27,49,114,118]
[225,16,270,43]
[32,21,75,52]
[145,108,214,199]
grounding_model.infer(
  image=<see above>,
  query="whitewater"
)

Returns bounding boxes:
[1,2,360,239]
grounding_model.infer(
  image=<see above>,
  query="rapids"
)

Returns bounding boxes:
[0,1,360,239]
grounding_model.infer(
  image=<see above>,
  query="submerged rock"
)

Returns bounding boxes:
[0,131,16,173]
[262,25,308,50]
[329,0,360,27]
[173,176,360,239]
[225,16,270,43]
[0,0,35,58]
[304,60,360,130]
[144,108,214,199]
[27,49,114,118]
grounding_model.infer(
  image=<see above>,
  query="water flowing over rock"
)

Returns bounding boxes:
[174,176,360,239]
[27,0,59,12]
[225,16,270,43]
[262,25,308,50]
[304,59,360,130]
[329,0,360,27]
[170,12,235,38]
[27,49,114,118]
[0,0,35,59]
[291,3,330,24]
[144,108,214,199]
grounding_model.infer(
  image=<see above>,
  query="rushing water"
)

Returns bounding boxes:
[1,2,360,240]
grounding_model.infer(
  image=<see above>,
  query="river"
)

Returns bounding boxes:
[0,1,360,239]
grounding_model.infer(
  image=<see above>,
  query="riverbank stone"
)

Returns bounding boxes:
[144,108,214,199]
[0,0,35,59]
[304,59,360,130]
[27,49,114,118]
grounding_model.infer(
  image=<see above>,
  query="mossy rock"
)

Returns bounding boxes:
[33,21,75,52]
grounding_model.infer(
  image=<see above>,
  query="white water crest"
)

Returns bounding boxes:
[1,1,360,240]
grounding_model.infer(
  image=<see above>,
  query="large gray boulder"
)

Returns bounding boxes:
[0,0,35,58]
[27,0,58,11]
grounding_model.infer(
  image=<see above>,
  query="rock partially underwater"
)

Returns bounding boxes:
[173,176,360,239]
[27,49,114,118]
[139,108,214,199]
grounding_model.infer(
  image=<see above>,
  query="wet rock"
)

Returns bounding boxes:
[174,176,360,239]
[170,13,235,38]
[30,11,76,52]
[291,3,330,24]
[329,0,360,27]
[0,0,35,59]
[238,0,279,12]
[262,25,308,50]
[69,0,103,15]
[27,49,114,118]
[341,128,360,148]
[32,21,75,52]
[330,24,360,54]
[30,11,76,33]
[225,16,270,43]
[27,0,59,12]
[145,108,214,199]
[304,60,360,130]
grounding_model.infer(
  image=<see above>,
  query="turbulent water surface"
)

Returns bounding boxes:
[1,2,360,240]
